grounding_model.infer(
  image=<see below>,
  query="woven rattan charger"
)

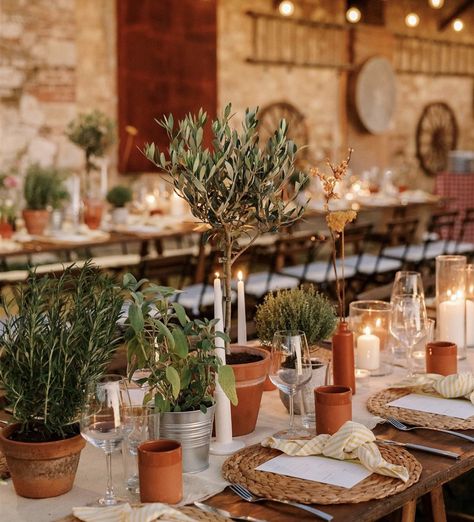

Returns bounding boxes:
[222,443,421,505]
[367,388,474,430]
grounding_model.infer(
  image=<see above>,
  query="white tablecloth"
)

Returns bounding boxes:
[2,353,474,522]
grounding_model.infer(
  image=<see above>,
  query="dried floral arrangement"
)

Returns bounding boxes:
[312,149,356,320]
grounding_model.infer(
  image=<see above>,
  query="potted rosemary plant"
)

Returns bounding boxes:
[122,275,237,472]
[23,163,69,236]
[106,185,133,225]
[0,264,123,498]
[144,105,308,435]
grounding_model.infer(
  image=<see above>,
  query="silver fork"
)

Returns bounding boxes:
[229,484,333,521]
[387,416,474,443]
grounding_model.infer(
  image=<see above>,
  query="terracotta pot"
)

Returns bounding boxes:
[22,209,49,236]
[138,439,182,504]
[0,221,13,239]
[83,199,104,230]
[0,423,85,498]
[263,375,276,391]
[426,341,457,376]
[315,385,352,435]
[332,322,356,394]
[229,345,270,436]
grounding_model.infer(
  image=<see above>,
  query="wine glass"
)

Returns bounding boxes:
[269,331,312,439]
[391,271,425,301]
[390,295,428,376]
[80,375,130,506]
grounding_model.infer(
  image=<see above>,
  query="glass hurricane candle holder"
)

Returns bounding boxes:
[436,255,467,360]
[349,300,392,377]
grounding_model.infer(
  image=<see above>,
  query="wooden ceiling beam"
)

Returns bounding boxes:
[438,0,474,31]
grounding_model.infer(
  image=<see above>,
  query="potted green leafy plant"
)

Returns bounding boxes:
[122,274,237,473]
[144,105,308,435]
[0,264,123,498]
[23,163,69,236]
[106,185,133,225]
[0,170,20,238]
[66,110,115,229]
[255,285,337,395]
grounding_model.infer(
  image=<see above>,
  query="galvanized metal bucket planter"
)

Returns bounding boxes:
[159,405,215,473]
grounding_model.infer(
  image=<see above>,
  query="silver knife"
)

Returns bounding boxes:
[194,501,268,522]
[377,439,461,459]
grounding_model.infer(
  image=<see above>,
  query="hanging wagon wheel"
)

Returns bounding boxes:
[257,102,309,160]
[416,102,458,176]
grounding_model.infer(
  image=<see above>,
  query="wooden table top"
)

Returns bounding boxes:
[207,424,474,522]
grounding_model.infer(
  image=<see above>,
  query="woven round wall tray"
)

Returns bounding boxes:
[222,444,421,505]
[367,388,474,430]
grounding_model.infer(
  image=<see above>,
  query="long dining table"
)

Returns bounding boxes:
[1,349,473,522]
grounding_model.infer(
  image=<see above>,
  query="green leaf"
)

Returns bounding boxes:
[155,394,170,412]
[171,328,189,358]
[172,302,188,327]
[128,303,144,333]
[218,365,238,406]
[200,403,208,414]
[166,366,181,399]
[153,320,175,351]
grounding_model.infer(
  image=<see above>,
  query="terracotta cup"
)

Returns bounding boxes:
[138,439,182,504]
[315,385,352,435]
[426,341,457,376]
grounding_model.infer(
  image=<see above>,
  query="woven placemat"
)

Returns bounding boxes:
[222,443,421,505]
[56,506,231,522]
[0,449,9,480]
[367,388,474,430]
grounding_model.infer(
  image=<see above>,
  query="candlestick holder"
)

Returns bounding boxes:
[349,300,392,377]
[436,255,467,360]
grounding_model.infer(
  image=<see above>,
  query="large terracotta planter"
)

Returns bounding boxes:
[22,209,49,236]
[0,423,85,498]
[229,345,270,436]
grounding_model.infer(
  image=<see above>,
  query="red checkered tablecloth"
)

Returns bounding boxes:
[435,171,474,242]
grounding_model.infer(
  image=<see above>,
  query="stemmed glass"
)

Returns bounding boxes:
[269,331,312,439]
[391,271,425,301]
[390,295,428,376]
[80,375,130,506]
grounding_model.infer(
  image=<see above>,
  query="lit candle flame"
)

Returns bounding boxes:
[375,318,381,328]
[363,326,371,335]
[215,272,219,278]
[237,270,243,281]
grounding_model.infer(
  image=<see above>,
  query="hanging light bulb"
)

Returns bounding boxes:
[428,0,444,8]
[453,18,464,31]
[405,12,420,28]
[278,0,295,16]
[346,7,362,24]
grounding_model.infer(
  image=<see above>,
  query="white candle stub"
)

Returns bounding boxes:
[356,327,380,371]
[438,291,465,349]
[294,336,303,375]
[237,270,247,345]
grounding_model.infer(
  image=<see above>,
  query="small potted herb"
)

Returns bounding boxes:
[106,185,133,225]
[122,275,237,473]
[23,164,69,235]
[0,264,123,498]
[0,171,19,238]
[144,105,308,435]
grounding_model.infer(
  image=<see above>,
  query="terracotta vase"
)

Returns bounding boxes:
[426,341,457,376]
[22,209,49,236]
[332,321,356,394]
[138,439,182,504]
[0,221,13,239]
[315,385,352,435]
[0,423,85,499]
[83,199,104,230]
[229,345,270,436]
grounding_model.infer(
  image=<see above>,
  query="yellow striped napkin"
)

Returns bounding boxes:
[391,373,474,403]
[73,503,193,522]
[262,420,409,482]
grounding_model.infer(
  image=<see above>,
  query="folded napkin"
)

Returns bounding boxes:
[391,373,474,403]
[73,503,193,522]
[262,421,409,482]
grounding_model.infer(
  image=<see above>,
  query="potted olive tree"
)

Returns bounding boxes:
[0,264,123,498]
[144,105,308,435]
[23,164,69,235]
[106,185,133,225]
[122,275,237,473]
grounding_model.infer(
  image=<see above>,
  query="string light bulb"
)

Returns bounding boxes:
[278,0,295,16]
[453,18,464,32]
[429,0,444,8]
[346,7,361,23]
[405,12,420,28]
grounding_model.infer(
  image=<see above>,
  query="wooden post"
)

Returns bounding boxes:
[401,500,417,522]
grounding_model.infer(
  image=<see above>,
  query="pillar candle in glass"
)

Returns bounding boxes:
[465,265,474,348]
[436,255,467,360]
[349,300,392,376]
